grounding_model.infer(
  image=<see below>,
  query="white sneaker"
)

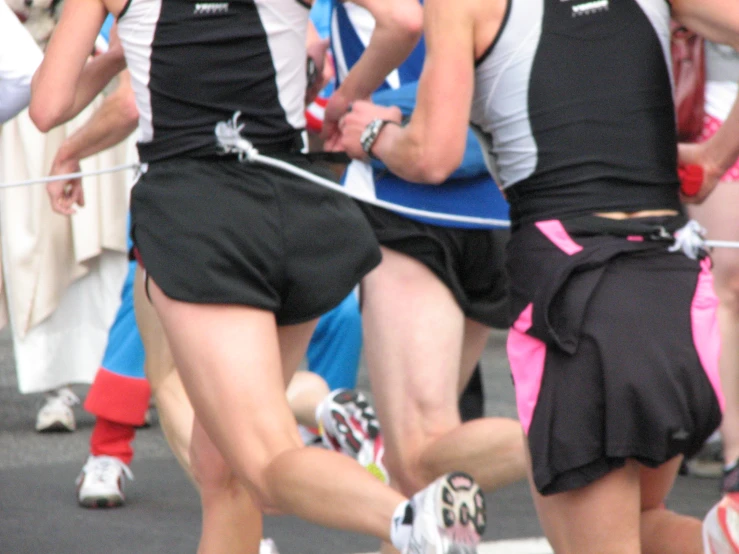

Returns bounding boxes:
[404,472,486,554]
[316,389,389,483]
[703,493,739,553]
[259,538,280,554]
[35,386,79,432]
[76,455,134,508]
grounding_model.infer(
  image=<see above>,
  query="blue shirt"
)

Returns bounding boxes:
[331,0,509,229]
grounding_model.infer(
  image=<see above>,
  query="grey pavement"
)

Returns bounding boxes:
[0,329,723,554]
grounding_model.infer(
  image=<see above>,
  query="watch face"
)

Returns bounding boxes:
[361,119,382,154]
[360,123,374,145]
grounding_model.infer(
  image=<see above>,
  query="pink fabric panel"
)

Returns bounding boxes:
[507,303,547,434]
[692,257,725,412]
[535,220,583,255]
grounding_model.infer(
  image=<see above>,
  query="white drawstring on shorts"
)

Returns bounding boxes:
[1,114,738,251]
[216,114,739,252]
[669,219,708,259]
[215,111,511,228]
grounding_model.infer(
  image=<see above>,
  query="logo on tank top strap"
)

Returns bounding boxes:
[564,0,609,17]
[194,2,229,15]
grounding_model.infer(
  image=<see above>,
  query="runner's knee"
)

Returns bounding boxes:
[383,431,450,495]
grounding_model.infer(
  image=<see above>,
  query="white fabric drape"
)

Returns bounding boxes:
[0,102,133,394]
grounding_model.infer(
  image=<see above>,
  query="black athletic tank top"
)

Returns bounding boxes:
[471,0,682,226]
[117,0,309,163]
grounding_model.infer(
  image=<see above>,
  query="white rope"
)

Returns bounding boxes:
[667,220,739,253]
[0,112,738,251]
[705,240,739,249]
[216,116,739,246]
[214,112,511,228]
[0,163,139,189]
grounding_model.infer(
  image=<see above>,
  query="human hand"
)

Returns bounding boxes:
[47,155,84,216]
[321,90,354,149]
[677,141,722,204]
[334,100,402,160]
[305,39,333,106]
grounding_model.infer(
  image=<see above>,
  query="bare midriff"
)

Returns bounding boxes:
[594,209,679,220]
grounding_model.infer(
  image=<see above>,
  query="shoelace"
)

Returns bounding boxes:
[84,456,134,484]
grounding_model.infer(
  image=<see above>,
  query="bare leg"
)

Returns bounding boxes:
[134,267,194,479]
[528,439,702,554]
[286,370,330,428]
[530,459,642,554]
[191,418,263,554]
[147,277,405,541]
[640,458,702,554]
[689,182,739,466]
[420,417,526,492]
[136,269,262,553]
[457,319,493,394]
[363,248,526,495]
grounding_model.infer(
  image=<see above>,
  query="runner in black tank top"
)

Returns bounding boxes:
[336,0,739,552]
[30,1,490,553]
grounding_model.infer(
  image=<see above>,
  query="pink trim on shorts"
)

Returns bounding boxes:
[692,257,725,412]
[507,303,547,434]
[627,236,644,242]
[535,220,583,255]
[699,114,739,182]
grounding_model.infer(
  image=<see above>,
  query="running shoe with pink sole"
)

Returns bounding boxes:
[316,389,389,483]
[703,493,739,554]
[404,471,486,554]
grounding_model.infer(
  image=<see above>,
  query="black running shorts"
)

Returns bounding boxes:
[357,203,510,329]
[130,155,381,325]
[506,216,723,495]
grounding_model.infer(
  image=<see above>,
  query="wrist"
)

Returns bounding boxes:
[329,88,351,111]
[54,146,75,167]
[716,148,739,176]
[701,133,737,176]
[360,118,397,160]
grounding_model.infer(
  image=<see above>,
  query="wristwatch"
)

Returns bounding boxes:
[360,118,390,159]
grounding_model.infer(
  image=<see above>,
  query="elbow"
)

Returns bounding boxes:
[120,92,140,127]
[416,146,463,185]
[389,1,424,45]
[410,155,459,185]
[29,93,72,133]
[29,101,64,133]
[416,165,454,185]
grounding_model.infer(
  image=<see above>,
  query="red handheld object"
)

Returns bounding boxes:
[678,164,704,197]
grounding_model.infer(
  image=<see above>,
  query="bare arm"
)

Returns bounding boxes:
[44,24,128,129]
[335,0,422,102]
[47,71,138,215]
[323,0,423,142]
[671,0,739,51]
[0,2,43,123]
[678,75,739,204]
[336,0,476,183]
[29,0,113,132]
